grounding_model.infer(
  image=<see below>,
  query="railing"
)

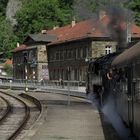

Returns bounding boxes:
[0,79,86,93]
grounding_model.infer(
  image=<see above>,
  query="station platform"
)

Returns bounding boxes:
[20,92,120,140]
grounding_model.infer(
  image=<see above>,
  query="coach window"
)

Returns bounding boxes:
[53,69,56,80]
[133,62,140,99]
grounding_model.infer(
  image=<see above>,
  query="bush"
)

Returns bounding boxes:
[3,64,13,76]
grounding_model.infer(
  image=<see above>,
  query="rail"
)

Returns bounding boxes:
[0,91,30,140]
[0,96,11,123]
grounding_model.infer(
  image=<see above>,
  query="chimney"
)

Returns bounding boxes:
[71,20,76,27]
[126,22,131,43]
[99,10,106,20]
[53,26,59,30]
[17,42,20,47]
[71,16,76,27]
[41,30,47,34]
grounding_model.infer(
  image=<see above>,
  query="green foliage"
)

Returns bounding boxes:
[0,16,17,58]
[0,0,9,16]
[73,0,100,20]
[3,63,13,76]
[58,0,74,7]
[126,0,140,26]
[0,0,139,60]
[15,0,73,42]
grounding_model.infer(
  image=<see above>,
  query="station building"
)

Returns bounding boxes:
[12,16,140,82]
[46,18,140,82]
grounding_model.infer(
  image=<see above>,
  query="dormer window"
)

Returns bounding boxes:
[105,46,112,54]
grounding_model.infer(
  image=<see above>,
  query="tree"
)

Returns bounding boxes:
[0,0,9,16]
[58,0,74,7]
[15,0,73,42]
[0,16,17,58]
[4,63,13,77]
[126,0,140,26]
[73,0,100,20]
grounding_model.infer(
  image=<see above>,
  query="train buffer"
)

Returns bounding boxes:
[21,91,120,140]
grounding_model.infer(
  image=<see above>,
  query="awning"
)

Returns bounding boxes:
[112,41,140,67]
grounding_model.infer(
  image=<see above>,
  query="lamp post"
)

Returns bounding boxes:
[67,67,71,105]
[31,59,37,89]
[25,65,28,92]
[23,52,28,92]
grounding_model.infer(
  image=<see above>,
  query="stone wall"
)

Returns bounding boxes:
[37,45,49,80]
[37,45,48,62]
[91,41,117,58]
[37,63,49,81]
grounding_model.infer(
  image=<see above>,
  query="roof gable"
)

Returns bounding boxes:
[47,16,140,45]
[23,33,57,45]
[13,44,27,52]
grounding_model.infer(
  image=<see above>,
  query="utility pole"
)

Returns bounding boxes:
[67,67,71,105]
[24,52,28,92]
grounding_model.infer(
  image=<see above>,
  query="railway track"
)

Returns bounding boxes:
[0,91,42,140]
[0,96,11,123]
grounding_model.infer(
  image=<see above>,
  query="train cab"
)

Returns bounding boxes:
[86,53,118,102]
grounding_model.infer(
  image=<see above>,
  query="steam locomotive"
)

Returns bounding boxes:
[86,41,140,139]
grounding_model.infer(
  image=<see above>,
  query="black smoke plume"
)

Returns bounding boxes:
[73,0,133,50]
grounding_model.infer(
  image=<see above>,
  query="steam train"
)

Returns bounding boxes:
[86,41,140,139]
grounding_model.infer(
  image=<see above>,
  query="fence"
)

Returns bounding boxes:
[0,79,86,93]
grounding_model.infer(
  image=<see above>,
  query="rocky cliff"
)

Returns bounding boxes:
[6,0,22,25]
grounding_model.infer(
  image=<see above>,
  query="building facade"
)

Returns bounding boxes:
[13,34,56,81]
[48,38,117,81]
[46,17,140,82]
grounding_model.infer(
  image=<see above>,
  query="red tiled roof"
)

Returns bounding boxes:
[13,44,27,52]
[5,59,12,65]
[131,24,140,37]
[47,19,105,45]
[47,16,140,45]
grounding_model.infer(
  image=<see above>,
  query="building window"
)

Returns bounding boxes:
[60,50,64,60]
[76,49,78,59]
[105,46,112,54]
[49,52,56,61]
[55,51,60,60]
[82,48,86,58]
[80,48,83,58]
[64,50,67,60]
[67,49,73,59]
[77,48,81,58]
[23,52,28,63]
[73,49,76,59]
